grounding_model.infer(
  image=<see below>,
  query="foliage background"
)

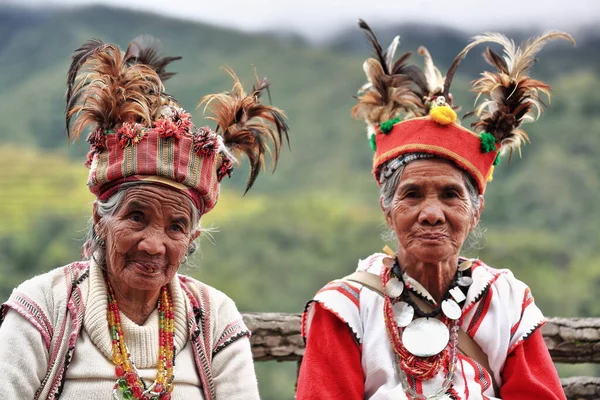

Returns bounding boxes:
[1,5,599,398]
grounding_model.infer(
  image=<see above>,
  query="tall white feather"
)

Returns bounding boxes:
[385,36,400,72]
[418,46,444,94]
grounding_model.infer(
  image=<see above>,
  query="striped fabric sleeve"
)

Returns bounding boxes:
[302,279,363,344]
[505,275,546,354]
[212,318,250,357]
[2,293,54,351]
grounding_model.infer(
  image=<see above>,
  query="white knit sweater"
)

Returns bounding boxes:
[0,261,259,400]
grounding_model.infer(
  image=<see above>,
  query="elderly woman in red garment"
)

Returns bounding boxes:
[297,21,573,400]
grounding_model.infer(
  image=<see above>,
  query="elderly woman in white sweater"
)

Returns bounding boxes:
[0,36,288,400]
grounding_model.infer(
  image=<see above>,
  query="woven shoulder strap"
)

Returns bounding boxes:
[345,271,385,296]
[178,277,217,400]
[343,270,499,394]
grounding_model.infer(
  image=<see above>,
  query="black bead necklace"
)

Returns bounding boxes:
[390,258,472,318]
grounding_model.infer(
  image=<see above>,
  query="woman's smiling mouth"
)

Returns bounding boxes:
[130,261,163,275]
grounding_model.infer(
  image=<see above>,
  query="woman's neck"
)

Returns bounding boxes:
[397,254,458,303]
[106,274,160,325]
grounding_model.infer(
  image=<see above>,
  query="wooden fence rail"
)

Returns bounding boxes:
[242,313,600,399]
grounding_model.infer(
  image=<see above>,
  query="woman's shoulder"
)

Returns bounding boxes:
[6,261,90,305]
[302,253,388,342]
[308,252,388,306]
[176,273,250,351]
[356,252,389,275]
[176,273,241,314]
[2,261,90,339]
[465,259,545,356]
[308,252,387,305]
[468,260,541,317]
[471,259,532,293]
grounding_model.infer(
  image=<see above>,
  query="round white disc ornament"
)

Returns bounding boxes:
[457,276,473,287]
[392,301,414,327]
[441,299,462,320]
[402,318,449,357]
[385,276,404,298]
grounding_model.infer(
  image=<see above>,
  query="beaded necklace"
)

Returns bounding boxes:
[106,279,175,400]
[381,257,472,399]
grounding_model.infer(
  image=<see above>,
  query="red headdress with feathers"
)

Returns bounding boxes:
[66,36,289,213]
[353,21,575,193]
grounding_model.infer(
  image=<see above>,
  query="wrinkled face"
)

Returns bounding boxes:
[383,159,483,264]
[96,185,198,293]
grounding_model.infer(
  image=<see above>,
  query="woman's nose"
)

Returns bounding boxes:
[418,200,445,225]
[137,230,166,255]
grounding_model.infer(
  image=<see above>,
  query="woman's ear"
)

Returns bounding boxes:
[93,202,101,225]
[380,197,393,228]
[191,230,201,242]
[473,195,485,227]
[93,203,107,239]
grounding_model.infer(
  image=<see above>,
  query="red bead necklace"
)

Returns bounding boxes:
[106,279,175,400]
[382,267,449,381]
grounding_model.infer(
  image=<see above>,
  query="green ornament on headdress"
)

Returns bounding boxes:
[369,134,376,151]
[493,153,501,166]
[480,132,497,153]
[379,117,401,134]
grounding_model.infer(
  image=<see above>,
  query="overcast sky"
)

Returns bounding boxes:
[6,0,599,41]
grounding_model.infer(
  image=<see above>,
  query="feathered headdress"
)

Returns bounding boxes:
[66,38,165,140]
[351,20,424,126]
[66,36,289,213]
[448,31,575,158]
[353,20,574,193]
[199,67,289,193]
[352,20,461,150]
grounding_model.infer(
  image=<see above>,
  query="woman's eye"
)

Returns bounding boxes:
[128,212,144,223]
[170,224,185,233]
[443,190,459,199]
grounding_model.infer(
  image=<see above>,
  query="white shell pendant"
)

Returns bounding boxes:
[449,286,466,304]
[441,299,462,320]
[457,276,473,287]
[385,276,404,298]
[402,318,449,357]
[458,260,473,271]
[392,301,414,327]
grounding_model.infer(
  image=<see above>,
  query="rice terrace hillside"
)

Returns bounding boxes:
[1,5,599,399]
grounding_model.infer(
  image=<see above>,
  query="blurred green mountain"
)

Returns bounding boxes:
[1,5,599,399]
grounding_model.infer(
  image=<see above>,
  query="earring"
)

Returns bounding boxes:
[181,255,188,264]
[93,233,106,248]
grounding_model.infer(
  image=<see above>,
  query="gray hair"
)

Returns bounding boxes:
[86,183,200,270]
[379,157,483,248]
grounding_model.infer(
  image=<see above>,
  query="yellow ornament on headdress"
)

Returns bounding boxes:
[487,165,495,182]
[430,96,457,125]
